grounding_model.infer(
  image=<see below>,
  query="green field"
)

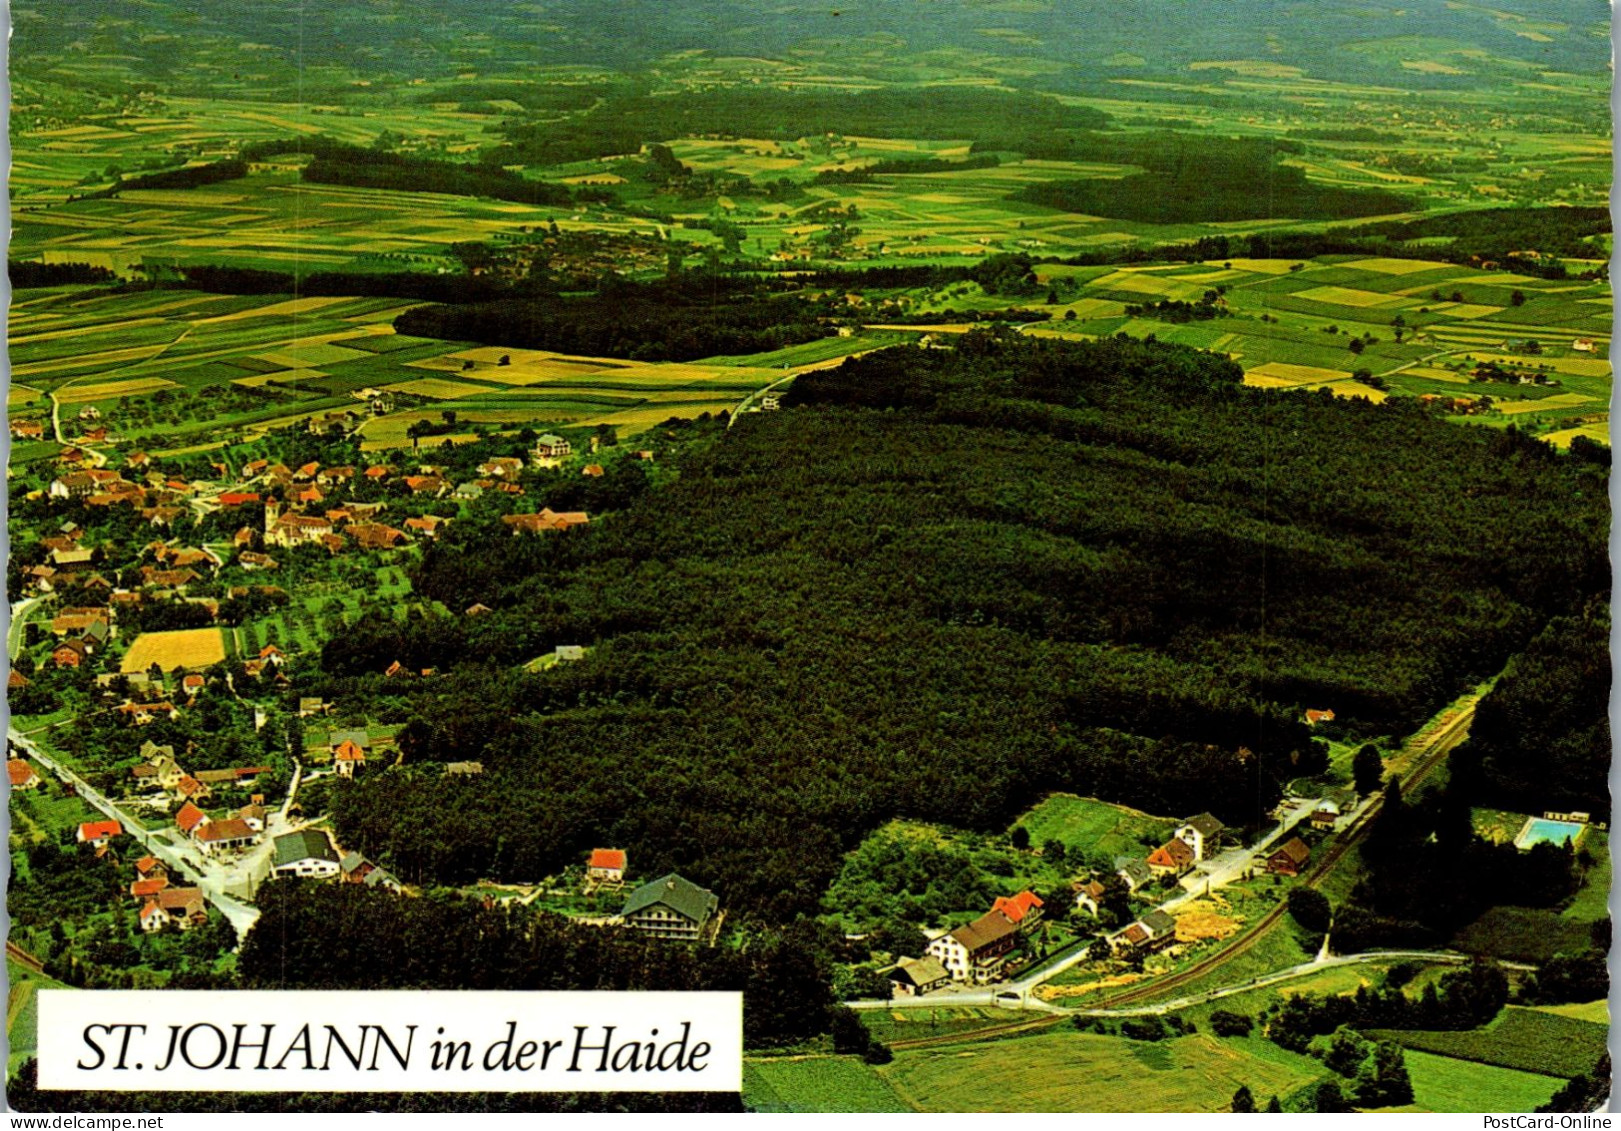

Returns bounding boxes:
[1366,1007,1608,1080]
[881,1030,1328,1113]
[1398,1050,1565,1114]
[1013,793,1173,862]
[744,1056,912,1113]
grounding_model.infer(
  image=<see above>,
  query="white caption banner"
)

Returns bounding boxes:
[38,990,742,1092]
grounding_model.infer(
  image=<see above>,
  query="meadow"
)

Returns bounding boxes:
[1395,1050,1564,1114]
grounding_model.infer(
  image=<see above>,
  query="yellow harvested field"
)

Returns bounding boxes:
[1496,393,1597,415]
[121,629,227,673]
[1293,285,1410,309]
[195,296,355,324]
[385,377,498,400]
[1543,423,1610,449]
[863,323,977,333]
[1204,258,1305,275]
[575,400,739,434]
[1313,379,1389,403]
[1033,973,1146,1002]
[1174,902,1242,942]
[8,386,44,407]
[1344,257,1455,275]
[1244,361,1352,386]
[55,377,179,403]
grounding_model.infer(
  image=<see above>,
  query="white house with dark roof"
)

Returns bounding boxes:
[1174,813,1225,862]
[619,873,718,941]
[272,829,342,878]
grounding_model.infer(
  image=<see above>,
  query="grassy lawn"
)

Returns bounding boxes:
[880,1029,1327,1113]
[744,1056,913,1113]
[1397,1049,1564,1114]
[1013,793,1173,862]
[1561,830,1609,922]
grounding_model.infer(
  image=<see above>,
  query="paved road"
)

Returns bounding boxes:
[8,597,43,662]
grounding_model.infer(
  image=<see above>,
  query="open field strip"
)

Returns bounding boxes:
[1542,422,1609,448]
[121,628,228,673]
[1243,361,1352,386]
[12,344,172,378]
[1291,285,1416,308]
[53,376,180,402]
[1310,379,1389,402]
[1492,393,1598,415]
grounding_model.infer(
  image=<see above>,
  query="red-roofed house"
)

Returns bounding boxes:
[77,820,123,848]
[175,801,210,837]
[130,875,170,899]
[334,739,366,778]
[587,848,627,884]
[990,890,1045,935]
[1147,837,1196,878]
[8,758,41,791]
[194,817,258,856]
[1304,708,1335,726]
[141,887,207,932]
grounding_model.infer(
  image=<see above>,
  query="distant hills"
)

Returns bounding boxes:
[13,0,1611,95]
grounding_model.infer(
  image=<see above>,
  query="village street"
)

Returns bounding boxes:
[8,725,263,937]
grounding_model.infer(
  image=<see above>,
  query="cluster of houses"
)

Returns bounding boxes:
[128,741,270,809]
[128,855,210,933]
[896,889,1046,990]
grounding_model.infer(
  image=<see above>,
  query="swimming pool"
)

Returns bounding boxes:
[1513,817,1585,850]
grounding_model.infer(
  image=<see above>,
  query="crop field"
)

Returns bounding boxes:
[743,1057,913,1113]
[880,1031,1327,1113]
[1395,1051,1565,1114]
[1366,1008,1607,1080]
[1012,793,1171,860]
[120,628,228,673]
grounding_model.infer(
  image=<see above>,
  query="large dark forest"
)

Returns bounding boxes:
[314,332,1607,920]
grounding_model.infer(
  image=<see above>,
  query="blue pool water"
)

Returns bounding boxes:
[1516,818,1584,849]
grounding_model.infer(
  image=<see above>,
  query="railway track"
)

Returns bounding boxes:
[886,1012,1065,1051]
[7,941,47,975]
[1086,697,1479,1011]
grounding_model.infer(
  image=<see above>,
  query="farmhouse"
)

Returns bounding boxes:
[1267,836,1311,877]
[619,873,719,941]
[340,852,403,892]
[889,955,952,997]
[1304,708,1335,726]
[926,910,1019,984]
[273,829,343,879]
[52,640,89,668]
